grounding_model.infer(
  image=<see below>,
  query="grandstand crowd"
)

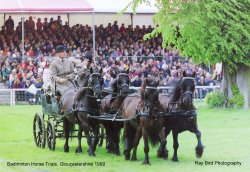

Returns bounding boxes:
[0,16,222,98]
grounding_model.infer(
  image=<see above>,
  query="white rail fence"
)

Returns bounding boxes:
[0,86,220,106]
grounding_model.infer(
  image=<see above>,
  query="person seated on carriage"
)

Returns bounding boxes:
[49,45,76,100]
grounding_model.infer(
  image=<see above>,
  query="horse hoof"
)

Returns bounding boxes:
[124,151,130,160]
[142,160,150,165]
[157,150,168,159]
[131,157,137,161]
[172,156,179,162]
[125,156,130,160]
[161,153,168,159]
[196,153,202,158]
[75,147,82,153]
[64,146,69,153]
[89,152,96,156]
[116,149,121,156]
[196,146,204,158]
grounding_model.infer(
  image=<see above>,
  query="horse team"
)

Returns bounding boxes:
[60,67,204,164]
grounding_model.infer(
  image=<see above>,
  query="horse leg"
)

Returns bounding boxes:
[92,124,100,152]
[142,126,150,165]
[114,126,121,156]
[157,127,168,159]
[172,131,179,162]
[75,125,83,153]
[123,122,133,160]
[190,126,204,158]
[104,122,115,154]
[109,124,116,154]
[82,126,95,156]
[131,127,142,161]
[157,128,171,159]
[105,127,112,153]
[63,118,70,153]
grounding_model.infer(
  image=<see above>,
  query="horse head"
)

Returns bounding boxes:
[86,67,104,99]
[141,77,159,112]
[179,71,196,106]
[115,69,130,96]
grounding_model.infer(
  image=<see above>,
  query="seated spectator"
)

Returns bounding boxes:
[35,77,43,88]
[197,76,208,99]
[9,69,17,87]
[28,16,35,32]
[0,17,219,92]
[2,62,12,83]
[131,75,142,87]
[104,73,112,88]
[36,18,43,32]
[5,16,14,34]
[12,77,21,88]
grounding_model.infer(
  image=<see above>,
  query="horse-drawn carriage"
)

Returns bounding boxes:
[33,69,203,164]
[33,89,105,151]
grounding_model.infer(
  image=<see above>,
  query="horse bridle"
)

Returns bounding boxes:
[143,86,159,109]
[181,77,195,99]
[117,73,130,95]
[87,73,103,91]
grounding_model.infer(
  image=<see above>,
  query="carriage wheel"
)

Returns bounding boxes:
[47,120,56,151]
[33,113,46,148]
[98,125,105,147]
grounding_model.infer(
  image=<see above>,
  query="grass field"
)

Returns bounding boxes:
[0,103,250,172]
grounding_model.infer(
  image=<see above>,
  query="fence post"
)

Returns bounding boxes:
[13,89,16,106]
[10,89,13,106]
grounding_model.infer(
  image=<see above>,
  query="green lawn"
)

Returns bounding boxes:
[0,103,249,172]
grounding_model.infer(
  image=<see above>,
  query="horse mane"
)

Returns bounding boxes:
[78,67,101,87]
[74,88,86,102]
[170,79,182,102]
[74,71,91,102]
[140,78,159,99]
[140,79,147,99]
[170,73,196,110]
[110,78,118,93]
[140,78,162,112]
[86,60,93,69]
[109,70,128,94]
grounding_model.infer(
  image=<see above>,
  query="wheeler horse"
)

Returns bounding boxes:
[60,67,104,156]
[100,69,130,155]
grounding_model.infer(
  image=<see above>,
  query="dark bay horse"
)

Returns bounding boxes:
[100,70,130,155]
[120,78,166,164]
[158,71,204,161]
[61,67,104,156]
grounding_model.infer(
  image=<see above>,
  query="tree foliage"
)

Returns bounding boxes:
[126,0,250,72]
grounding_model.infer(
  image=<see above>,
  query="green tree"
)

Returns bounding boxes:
[125,0,250,108]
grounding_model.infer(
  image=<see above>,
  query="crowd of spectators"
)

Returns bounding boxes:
[0,16,221,99]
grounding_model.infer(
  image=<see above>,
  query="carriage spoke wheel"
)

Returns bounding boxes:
[47,120,56,151]
[33,113,46,148]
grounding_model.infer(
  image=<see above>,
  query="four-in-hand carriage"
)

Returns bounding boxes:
[33,89,197,151]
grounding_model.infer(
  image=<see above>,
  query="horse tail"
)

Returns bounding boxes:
[148,124,160,147]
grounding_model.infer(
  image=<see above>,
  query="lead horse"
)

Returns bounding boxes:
[158,71,204,161]
[120,78,166,164]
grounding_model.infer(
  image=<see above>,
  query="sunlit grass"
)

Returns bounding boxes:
[0,103,249,172]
